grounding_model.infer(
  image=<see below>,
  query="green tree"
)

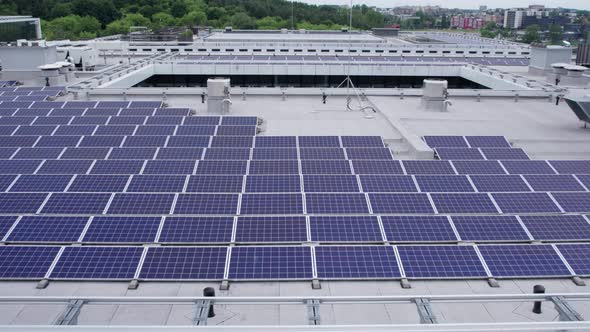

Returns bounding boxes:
[480,22,497,38]
[151,12,177,30]
[104,13,150,35]
[44,15,101,40]
[256,16,287,30]
[170,0,188,18]
[231,12,256,29]
[549,23,562,45]
[181,10,207,26]
[71,0,119,27]
[522,24,541,44]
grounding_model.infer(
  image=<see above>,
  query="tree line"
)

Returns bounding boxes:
[0,0,387,40]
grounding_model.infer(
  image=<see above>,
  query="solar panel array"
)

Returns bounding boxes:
[1,101,590,282]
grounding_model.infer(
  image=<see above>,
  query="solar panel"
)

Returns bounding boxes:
[358,175,415,192]
[245,175,300,193]
[97,101,129,108]
[500,160,556,175]
[303,175,359,192]
[491,193,561,213]
[71,116,109,125]
[6,216,88,242]
[186,175,244,192]
[124,175,185,193]
[60,147,110,160]
[0,117,34,126]
[0,246,60,279]
[341,136,384,147]
[109,116,146,125]
[247,160,297,175]
[82,216,161,243]
[402,161,456,175]
[549,193,590,213]
[310,216,382,242]
[523,175,586,192]
[478,245,571,277]
[159,217,233,243]
[0,160,42,174]
[346,148,393,160]
[216,125,256,136]
[33,116,71,125]
[0,193,47,213]
[85,108,119,116]
[130,101,162,108]
[139,247,227,280]
[549,160,590,174]
[143,160,196,175]
[469,175,531,192]
[299,148,346,160]
[183,116,220,126]
[301,160,352,175]
[0,175,17,191]
[240,193,304,214]
[251,148,298,160]
[351,160,404,174]
[381,216,456,242]
[255,136,297,148]
[167,136,210,148]
[41,193,111,214]
[50,108,86,117]
[369,193,434,213]
[465,136,511,148]
[9,174,72,192]
[15,108,51,116]
[174,194,239,214]
[196,160,247,175]
[124,136,168,147]
[415,175,475,192]
[53,125,95,136]
[109,147,157,160]
[480,148,529,160]
[13,125,56,135]
[153,108,189,116]
[397,245,487,278]
[556,244,590,275]
[90,160,144,174]
[50,246,143,279]
[423,136,468,148]
[156,148,204,160]
[12,147,63,159]
[107,193,175,214]
[79,136,124,147]
[520,215,590,241]
[298,136,341,148]
[228,246,312,279]
[306,193,368,213]
[175,125,216,136]
[210,136,253,148]
[0,136,37,147]
[431,193,498,213]
[37,160,92,174]
[235,216,307,242]
[94,125,135,136]
[0,125,17,135]
[219,116,258,126]
[315,246,400,279]
[119,108,155,116]
[435,148,485,160]
[451,216,530,241]
[204,148,251,160]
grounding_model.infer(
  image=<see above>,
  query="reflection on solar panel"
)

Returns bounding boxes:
[186,175,243,193]
[523,175,586,192]
[478,245,571,277]
[431,193,498,213]
[245,175,300,193]
[435,148,484,160]
[143,160,196,174]
[403,161,456,175]
[196,161,247,175]
[139,247,227,280]
[465,136,510,148]
[369,193,434,213]
[82,217,160,243]
[397,245,487,278]
[9,175,72,192]
[248,160,299,174]
[480,148,529,160]
[301,160,351,175]
[241,193,303,214]
[303,175,359,192]
[228,246,312,279]
[315,246,400,279]
[306,193,368,213]
[415,175,475,192]
[127,175,186,192]
[107,193,175,214]
[7,216,88,242]
[451,216,529,241]
[381,216,456,242]
[298,136,341,147]
[491,193,561,213]
[423,136,468,148]
[469,175,530,192]
[37,160,92,174]
[41,193,111,214]
[556,244,590,275]
[310,216,382,242]
[0,193,47,213]
[159,217,233,243]
[341,136,384,147]
[236,216,307,242]
[351,160,404,174]
[50,246,143,279]
[0,246,60,279]
[174,194,239,214]
[549,160,590,174]
[520,215,590,241]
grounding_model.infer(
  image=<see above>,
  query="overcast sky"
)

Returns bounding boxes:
[296,0,589,10]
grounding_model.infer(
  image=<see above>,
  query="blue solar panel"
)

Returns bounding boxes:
[204,148,250,160]
[351,160,405,174]
[175,125,216,136]
[139,247,227,280]
[423,136,468,148]
[255,136,297,148]
[54,125,95,136]
[119,108,155,116]
[549,160,590,174]
[381,216,456,242]
[183,116,220,125]
[303,175,359,192]
[501,160,555,175]
[109,147,157,160]
[216,125,256,136]
[82,217,161,243]
[398,245,487,278]
[310,216,382,242]
[491,193,561,213]
[60,147,110,160]
[186,175,243,192]
[97,101,129,108]
[451,216,530,241]
[299,148,345,160]
[108,116,146,125]
[520,215,590,241]
[229,246,312,279]
[0,136,37,147]
[369,193,434,213]
[33,116,71,125]
[153,107,189,115]
[315,246,400,279]
[7,216,88,242]
[221,116,258,126]
[90,160,144,174]
[359,175,416,192]
[12,148,63,159]
[251,148,298,160]
[94,126,135,136]
[42,193,111,214]
[480,148,529,160]
[0,147,16,159]
[37,160,92,174]
[0,117,34,126]
[85,108,119,116]
[431,193,498,213]
[341,136,384,147]
[9,174,72,192]
[63,101,97,108]
[298,136,340,148]
[50,246,143,279]
[415,175,475,192]
[174,194,239,214]
[0,216,16,238]
[245,175,300,192]
[550,192,590,213]
[435,148,485,160]
[575,175,590,189]
[249,160,298,174]
[301,160,352,175]
[71,116,109,125]
[556,244,590,275]
[403,160,456,175]
[210,136,253,148]
[79,136,124,147]
[50,109,86,117]
[306,193,368,213]
[167,136,210,148]
[0,160,42,174]
[0,125,16,135]
[107,193,175,214]
[469,175,531,192]
[130,101,162,108]
[0,246,60,279]
[124,136,167,147]
[465,136,511,148]
[241,193,303,214]
[0,193,47,213]
[236,216,307,242]
[156,148,204,160]
[524,175,585,192]
[0,174,17,191]
[346,148,393,160]
[143,160,196,174]
[14,125,56,135]
[126,175,185,192]
[196,160,247,175]
[478,245,571,277]
[159,217,233,243]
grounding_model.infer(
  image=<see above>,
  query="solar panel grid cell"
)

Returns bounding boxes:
[82,217,161,243]
[351,160,404,174]
[143,160,195,174]
[303,175,359,192]
[431,193,498,214]
[174,194,239,214]
[306,193,369,213]
[60,148,110,160]
[315,246,401,279]
[491,193,562,213]
[127,175,186,192]
[0,193,48,213]
[310,216,382,242]
[0,246,60,279]
[435,148,484,160]
[7,216,88,242]
[204,148,251,160]
[13,147,63,159]
[251,148,298,160]
[521,215,590,241]
[90,160,144,174]
[109,148,157,160]
[196,161,247,175]
[397,245,487,278]
[451,216,530,241]
[79,136,124,147]
[255,136,297,148]
[107,193,175,214]
[210,136,253,148]
[480,148,529,160]
[235,216,307,242]
[175,126,216,136]
[50,246,143,279]
[340,136,384,147]
[298,136,340,148]
[402,161,456,175]
[465,136,511,148]
[186,175,244,193]
[94,126,135,136]
[13,125,56,135]
[245,175,300,193]
[54,125,95,136]
[216,126,256,136]
[229,246,312,279]
[381,216,456,242]
[524,175,586,192]
[37,160,92,174]
[478,245,571,277]
[10,174,72,192]
[68,175,129,193]
[241,193,304,214]
[369,193,434,214]
[159,217,233,243]
[549,160,590,174]
[123,136,168,147]
[415,175,475,192]
[42,193,111,214]
[301,160,351,175]
[299,148,346,160]
[345,148,393,160]
[556,244,590,275]
[423,136,468,148]
[139,247,227,280]
[469,175,531,192]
